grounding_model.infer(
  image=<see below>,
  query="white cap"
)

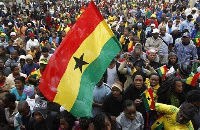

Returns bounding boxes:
[19,55,26,60]
[192,7,197,10]
[10,32,16,36]
[8,22,12,25]
[152,28,159,33]
[25,54,33,60]
[150,24,155,27]
[27,23,31,25]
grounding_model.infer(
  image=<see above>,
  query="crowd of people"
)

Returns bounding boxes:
[0,0,200,129]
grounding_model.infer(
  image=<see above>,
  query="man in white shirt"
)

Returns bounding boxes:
[26,33,39,51]
[159,26,173,65]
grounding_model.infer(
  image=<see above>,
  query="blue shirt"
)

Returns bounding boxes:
[174,42,198,65]
[92,83,111,117]
[10,86,29,101]
[179,20,194,34]
[22,63,39,76]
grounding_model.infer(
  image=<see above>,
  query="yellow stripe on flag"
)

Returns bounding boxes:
[186,76,193,85]
[53,20,114,111]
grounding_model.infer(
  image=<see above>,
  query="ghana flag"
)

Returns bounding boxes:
[157,65,168,81]
[185,72,200,87]
[141,87,155,112]
[39,1,121,117]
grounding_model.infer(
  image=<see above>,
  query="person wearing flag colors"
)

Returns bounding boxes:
[153,103,196,130]
[116,100,144,130]
[157,76,186,108]
[22,55,39,76]
[28,58,48,87]
[145,73,161,102]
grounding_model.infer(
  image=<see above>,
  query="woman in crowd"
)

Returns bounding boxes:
[157,76,186,107]
[0,70,15,102]
[10,76,29,101]
[7,65,27,81]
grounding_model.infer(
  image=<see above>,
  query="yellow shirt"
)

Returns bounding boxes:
[28,50,36,58]
[155,103,194,130]
[108,16,116,25]
[137,30,142,39]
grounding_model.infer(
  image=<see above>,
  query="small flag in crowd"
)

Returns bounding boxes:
[151,115,164,130]
[134,17,137,23]
[13,26,19,33]
[27,68,38,79]
[39,1,121,117]
[40,41,45,47]
[44,28,50,33]
[56,25,62,32]
[141,87,155,112]
[157,65,168,81]
[185,72,200,87]
[193,38,200,47]
[52,40,57,48]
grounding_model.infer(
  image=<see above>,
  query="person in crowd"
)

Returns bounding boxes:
[155,103,196,129]
[123,71,146,124]
[93,112,112,130]
[13,42,26,56]
[146,73,161,102]
[157,76,186,107]
[174,32,198,65]
[28,98,60,130]
[134,23,146,46]
[179,14,194,34]
[119,27,130,52]
[116,100,144,130]
[0,70,15,102]
[185,90,200,129]
[144,28,163,53]
[26,33,39,51]
[0,59,11,76]
[10,76,29,101]
[0,46,9,63]
[7,65,27,81]
[14,101,33,130]
[159,26,173,64]
[39,47,52,61]
[92,77,111,118]
[5,50,20,69]
[1,93,18,130]
[102,81,124,119]
[167,52,179,71]
[144,48,161,69]
[104,59,126,87]
[22,54,39,76]
[191,22,200,58]
[59,110,76,130]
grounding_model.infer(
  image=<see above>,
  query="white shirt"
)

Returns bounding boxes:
[26,39,39,51]
[159,33,173,54]
[7,73,27,82]
[107,65,119,87]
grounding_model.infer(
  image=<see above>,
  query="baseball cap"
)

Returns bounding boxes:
[182,32,190,37]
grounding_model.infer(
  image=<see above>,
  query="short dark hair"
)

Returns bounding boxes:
[132,71,146,82]
[60,110,76,128]
[14,76,26,84]
[93,113,111,130]
[4,93,16,103]
[187,90,200,103]
[123,100,135,110]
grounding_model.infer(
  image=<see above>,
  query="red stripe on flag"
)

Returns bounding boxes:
[191,73,200,87]
[39,2,104,101]
[148,88,155,110]
[161,65,167,80]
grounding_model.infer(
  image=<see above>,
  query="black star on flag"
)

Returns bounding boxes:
[73,53,89,73]
[147,96,151,101]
